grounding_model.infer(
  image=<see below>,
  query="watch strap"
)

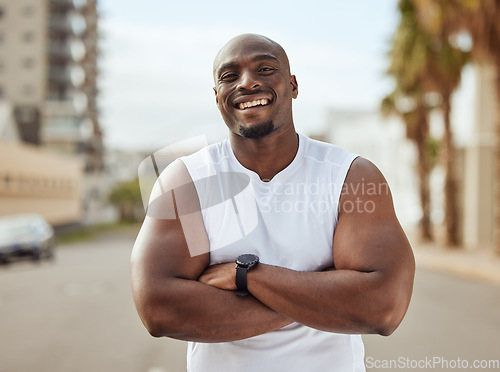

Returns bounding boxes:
[235,266,249,296]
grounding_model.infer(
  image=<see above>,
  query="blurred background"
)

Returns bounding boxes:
[0,0,499,371]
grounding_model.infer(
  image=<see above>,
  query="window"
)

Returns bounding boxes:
[16,107,36,122]
[23,6,34,17]
[23,58,34,69]
[22,85,34,96]
[23,32,34,42]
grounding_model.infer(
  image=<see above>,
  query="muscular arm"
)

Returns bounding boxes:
[130,160,291,342]
[200,158,415,336]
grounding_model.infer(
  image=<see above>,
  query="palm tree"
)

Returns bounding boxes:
[416,0,500,252]
[384,0,435,242]
[412,1,469,246]
[386,0,468,245]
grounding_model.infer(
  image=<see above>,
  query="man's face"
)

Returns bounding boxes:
[213,36,298,139]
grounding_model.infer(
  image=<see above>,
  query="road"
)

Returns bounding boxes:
[0,228,499,372]
[0,227,186,372]
[363,265,500,371]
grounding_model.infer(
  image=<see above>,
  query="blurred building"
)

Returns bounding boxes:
[0,141,83,225]
[0,100,18,142]
[0,0,102,172]
[80,149,149,226]
[322,109,420,230]
[458,63,496,252]
[322,63,497,254]
[0,102,83,225]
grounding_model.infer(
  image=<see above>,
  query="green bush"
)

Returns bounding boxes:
[108,178,144,222]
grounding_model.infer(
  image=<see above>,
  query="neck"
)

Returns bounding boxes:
[229,124,299,181]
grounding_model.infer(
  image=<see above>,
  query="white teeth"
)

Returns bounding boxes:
[238,98,269,109]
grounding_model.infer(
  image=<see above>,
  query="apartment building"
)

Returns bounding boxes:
[0,0,102,172]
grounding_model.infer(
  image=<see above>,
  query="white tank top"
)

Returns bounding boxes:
[180,133,365,372]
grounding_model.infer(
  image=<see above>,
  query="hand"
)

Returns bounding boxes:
[198,263,237,291]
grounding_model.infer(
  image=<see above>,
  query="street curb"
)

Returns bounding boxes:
[413,245,500,286]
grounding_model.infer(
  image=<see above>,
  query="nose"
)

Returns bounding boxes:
[237,70,261,91]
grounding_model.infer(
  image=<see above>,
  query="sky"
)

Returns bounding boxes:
[98,0,400,151]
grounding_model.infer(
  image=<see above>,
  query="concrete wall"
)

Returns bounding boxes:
[461,63,497,251]
[0,0,47,105]
[324,109,420,229]
[0,141,83,225]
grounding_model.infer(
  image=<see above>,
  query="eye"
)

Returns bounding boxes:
[259,67,276,74]
[220,72,238,81]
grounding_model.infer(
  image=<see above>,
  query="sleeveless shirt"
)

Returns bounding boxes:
[180,133,365,372]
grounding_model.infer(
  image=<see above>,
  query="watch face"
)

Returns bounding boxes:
[236,254,259,267]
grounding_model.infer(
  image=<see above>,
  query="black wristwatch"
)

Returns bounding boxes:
[235,254,259,296]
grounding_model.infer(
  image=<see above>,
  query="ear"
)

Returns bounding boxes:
[213,87,219,104]
[290,75,298,99]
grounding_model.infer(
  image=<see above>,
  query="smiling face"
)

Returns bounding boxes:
[213,34,298,139]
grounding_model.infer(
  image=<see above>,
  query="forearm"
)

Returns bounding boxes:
[137,277,291,342]
[247,264,410,336]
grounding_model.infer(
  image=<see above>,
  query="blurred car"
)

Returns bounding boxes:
[0,214,55,264]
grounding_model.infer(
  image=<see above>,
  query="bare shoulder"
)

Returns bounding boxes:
[147,159,196,219]
[334,156,413,272]
[132,158,209,281]
[345,157,389,189]
[340,157,395,218]
[157,159,193,190]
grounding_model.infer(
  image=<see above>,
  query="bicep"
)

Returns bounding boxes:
[131,160,210,295]
[130,213,209,336]
[332,158,414,277]
[131,216,209,283]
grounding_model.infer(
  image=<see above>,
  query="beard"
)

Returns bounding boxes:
[238,121,275,139]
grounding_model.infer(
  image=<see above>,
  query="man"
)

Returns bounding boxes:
[131,34,415,372]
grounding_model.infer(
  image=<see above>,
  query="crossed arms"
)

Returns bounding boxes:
[130,158,415,342]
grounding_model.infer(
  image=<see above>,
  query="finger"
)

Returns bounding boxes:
[198,273,212,283]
